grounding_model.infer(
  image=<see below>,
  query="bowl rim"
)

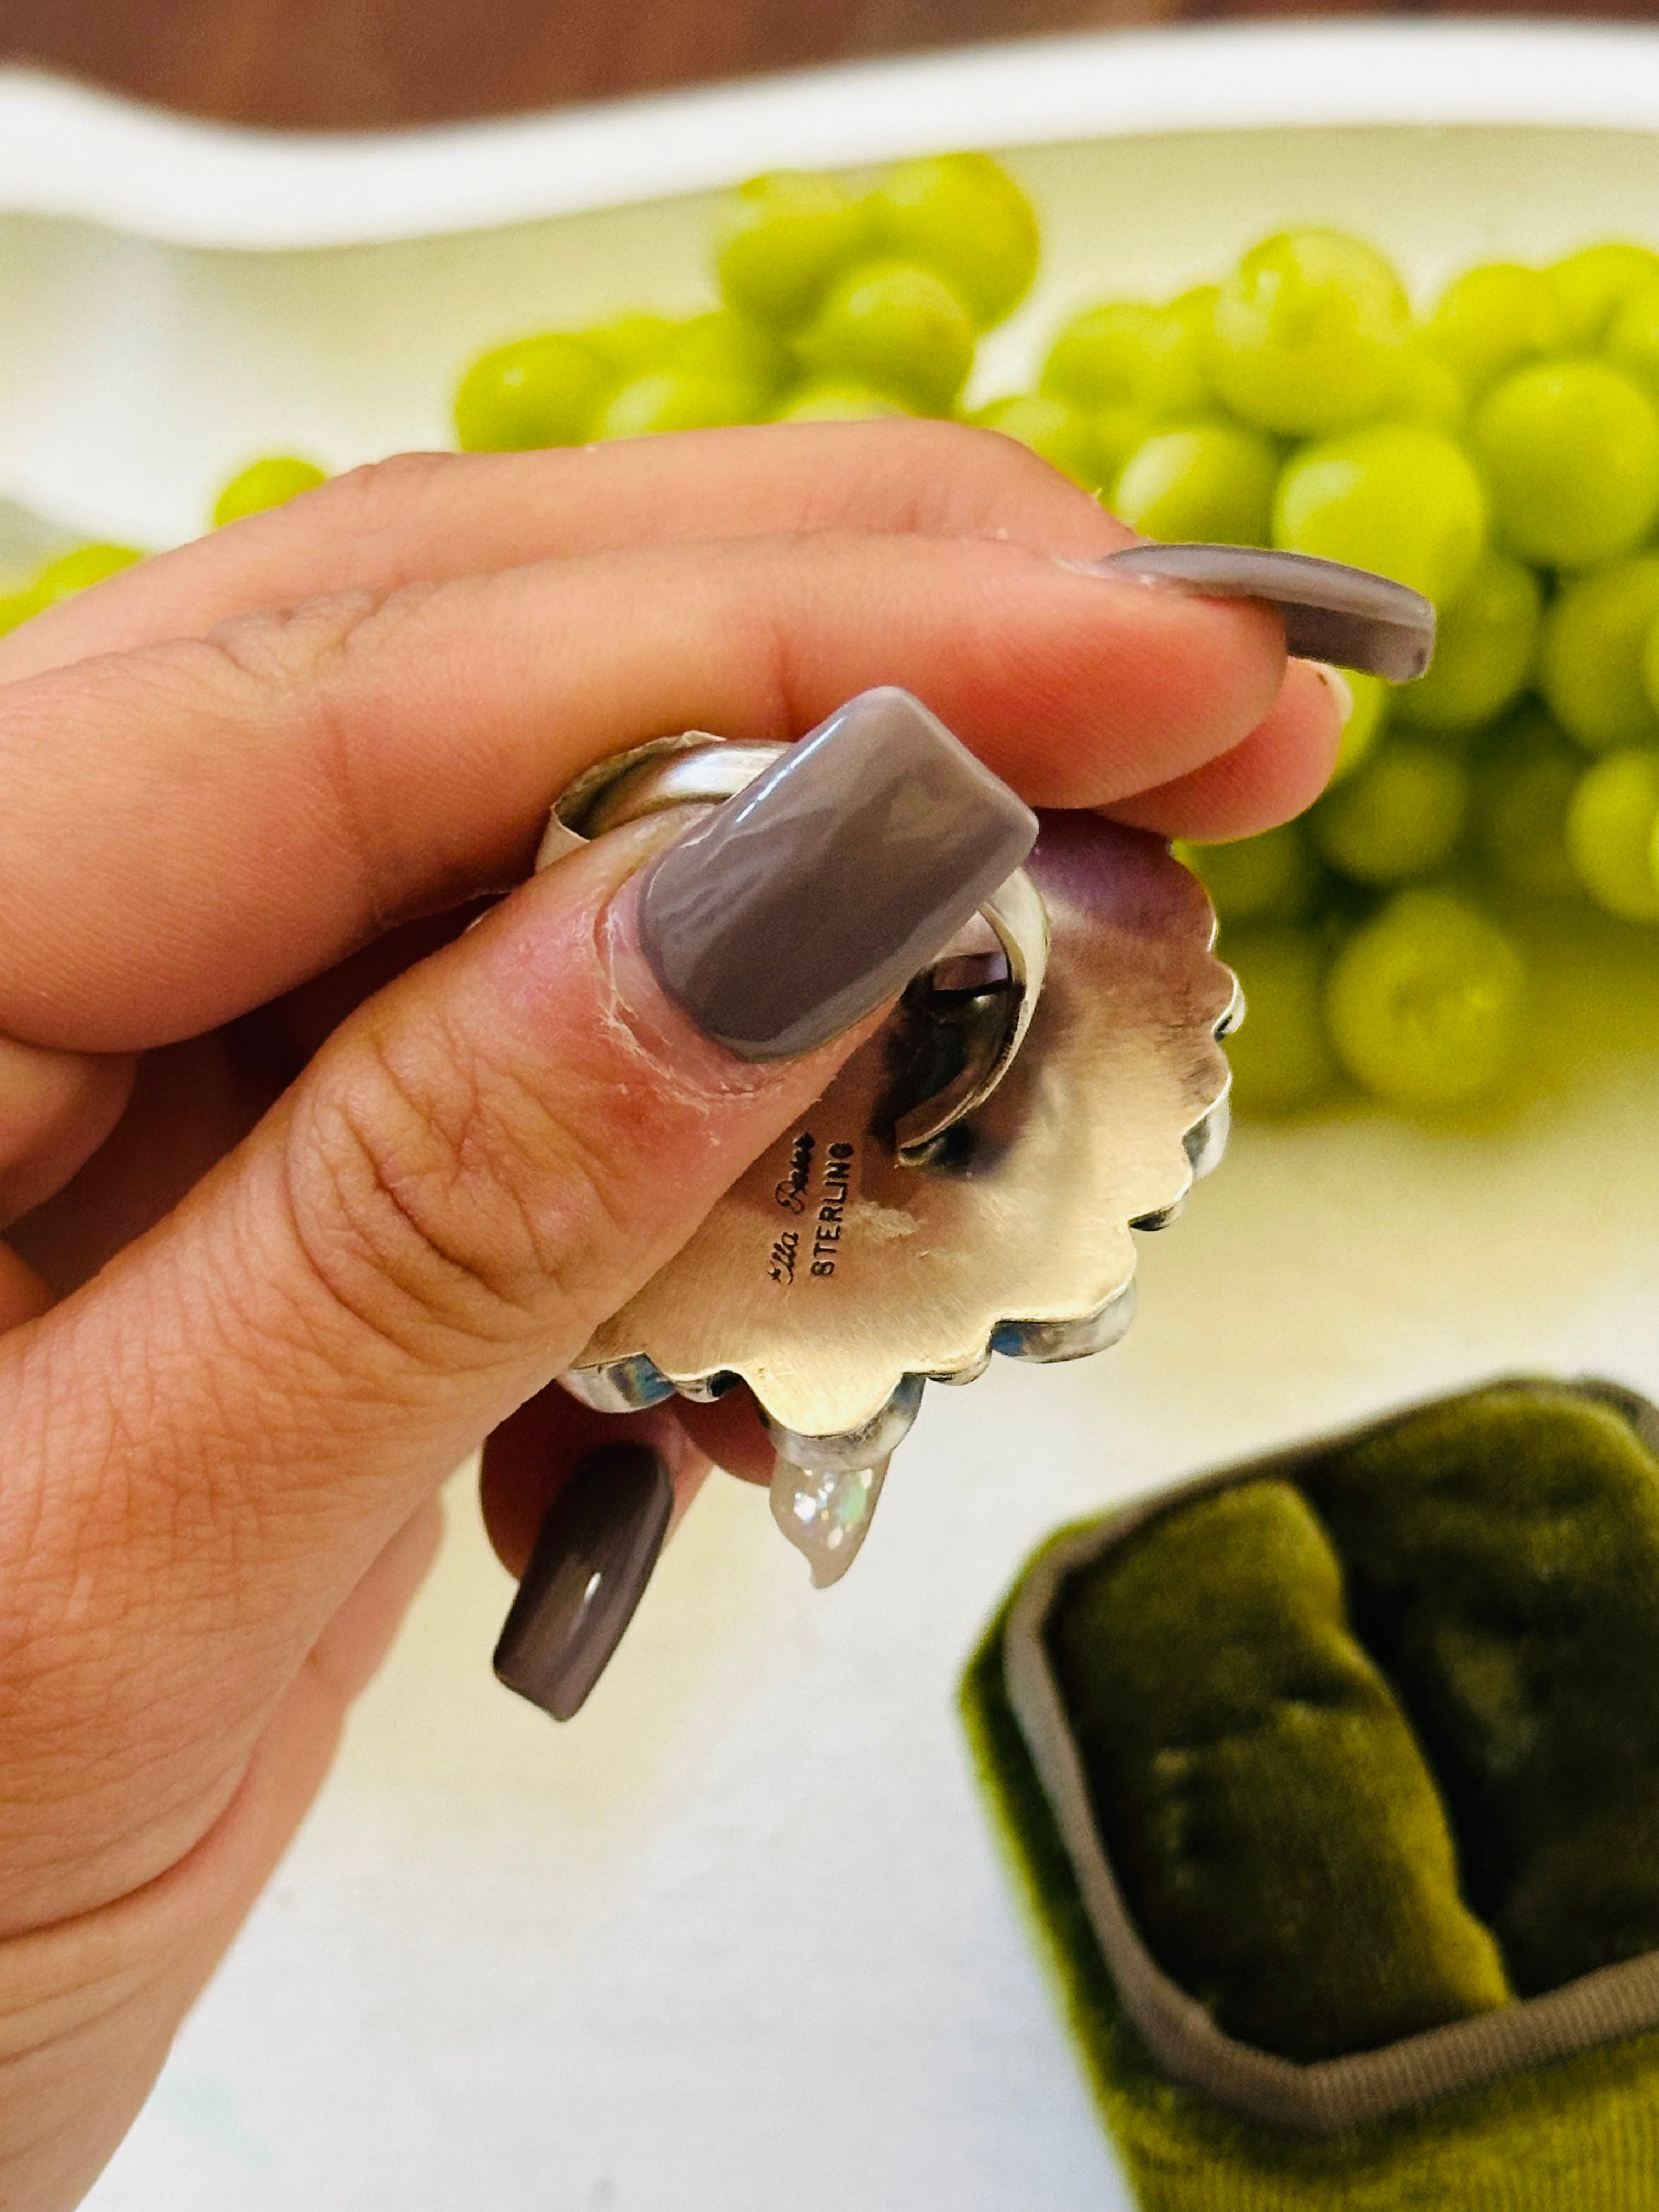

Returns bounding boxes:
[7,19,1659,252]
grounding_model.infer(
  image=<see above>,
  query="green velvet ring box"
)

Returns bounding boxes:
[962,1377,1659,2207]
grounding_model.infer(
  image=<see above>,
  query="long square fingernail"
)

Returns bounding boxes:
[1097,543,1436,681]
[637,686,1037,1062]
[493,1442,673,1721]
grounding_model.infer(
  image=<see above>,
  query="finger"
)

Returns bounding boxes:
[1105,659,1345,840]
[9,1036,273,1296]
[0,530,1307,1054]
[304,1496,447,1709]
[487,1426,713,1725]
[0,422,1131,680]
[479,1392,709,1577]
[5,916,507,1304]
[0,1040,135,1227]
[0,696,1034,1925]
[481,1400,715,1723]
[264,902,498,1066]
[0,1242,53,1328]
[673,1386,777,1487]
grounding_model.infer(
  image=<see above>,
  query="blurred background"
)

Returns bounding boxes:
[0,0,1645,130]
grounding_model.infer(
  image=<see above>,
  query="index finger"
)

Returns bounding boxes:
[0,526,1328,1054]
[0,420,1132,681]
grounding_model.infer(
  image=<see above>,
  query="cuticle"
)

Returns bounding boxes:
[594,872,788,1110]
[1052,551,1182,590]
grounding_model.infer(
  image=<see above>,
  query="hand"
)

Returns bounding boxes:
[0,420,1339,2209]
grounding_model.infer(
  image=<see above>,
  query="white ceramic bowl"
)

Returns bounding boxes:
[9,20,1659,544]
[58,29,1659,2212]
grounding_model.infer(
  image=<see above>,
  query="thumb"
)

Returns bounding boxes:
[0,690,1033,1929]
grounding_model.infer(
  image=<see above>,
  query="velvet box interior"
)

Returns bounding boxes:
[963,1378,1659,2208]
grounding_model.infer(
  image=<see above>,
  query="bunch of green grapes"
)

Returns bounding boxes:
[438,180,1659,1119]
[1144,234,1659,1118]
[14,165,1659,1128]
[452,155,1039,448]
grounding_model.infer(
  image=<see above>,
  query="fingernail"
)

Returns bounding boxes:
[1096,543,1436,682]
[1308,659,1355,730]
[637,686,1037,1062]
[493,1442,673,1720]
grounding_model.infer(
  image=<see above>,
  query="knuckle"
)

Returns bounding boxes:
[314,449,461,528]
[199,578,451,929]
[283,1016,608,1379]
[836,415,1082,533]
[296,447,464,550]
[946,417,1092,506]
[200,581,418,694]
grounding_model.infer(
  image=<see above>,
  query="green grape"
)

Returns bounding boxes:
[454,331,613,450]
[872,153,1039,331]
[1471,704,1584,902]
[0,540,144,631]
[715,171,874,333]
[1565,749,1659,922]
[1309,736,1469,885]
[1164,286,1221,407]
[1091,402,1159,487]
[1538,556,1659,752]
[1392,343,1467,433]
[1040,300,1209,422]
[1272,422,1487,605]
[594,369,760,439]
[1549,241,1659,346]
[1424,262,1567,394]
[1176,824,1323,926]
[772,381,910,422]
[213,455,327,527]
[1325,889,1526,1109]
[1396,549,1540,735]
[1169,283,1219,341]
[1110,422,1278,545]
[1470,358,1659,569]
[0,566,39,637]
[669,310,790,398]
[1606,281,1659,399]
[1208,230,1410,437]
[578,313,679,378]
[794,261,976,414]
[1219,926,1341,1115]
[36,544,144,601]
[1331,669,1390,782]
[969,395,1104,488]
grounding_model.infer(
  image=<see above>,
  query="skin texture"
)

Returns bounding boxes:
[0,419,1339,2210]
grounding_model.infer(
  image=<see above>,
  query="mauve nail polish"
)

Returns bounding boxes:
[1099,543,1436,681]
[493,1443,673,1721]
[637,686,1037,1063]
